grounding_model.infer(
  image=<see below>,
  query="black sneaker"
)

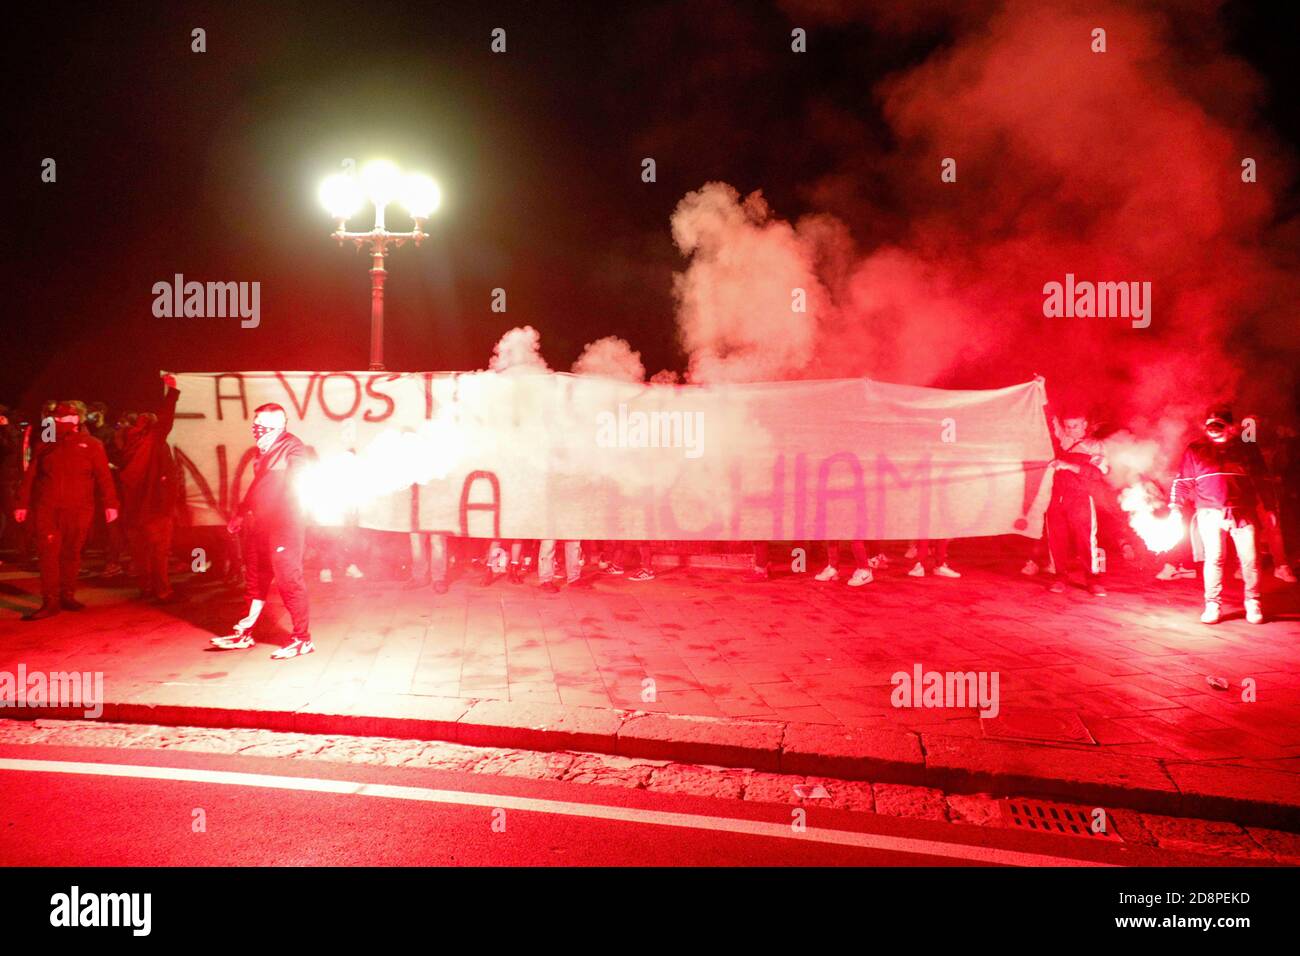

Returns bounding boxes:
[60,596,86,611]
[539,580,560,594]
[1048,578,1066,594]
[1087,582,1107,597]
[432,580,449,595]
[22,604,60,622]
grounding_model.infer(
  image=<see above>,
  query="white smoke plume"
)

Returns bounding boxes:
[670,182,827,384]
[571,336,646,382]
[489,325,550,373]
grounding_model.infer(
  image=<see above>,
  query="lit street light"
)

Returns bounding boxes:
[320,160,441,370]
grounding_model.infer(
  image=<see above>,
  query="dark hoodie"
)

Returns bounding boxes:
[118,387,179,523]
[1171,438,1270,513]
[18,428,118,512]
[236,430,308,530]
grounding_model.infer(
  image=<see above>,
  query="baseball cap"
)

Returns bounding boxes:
[1204,405,1233,427]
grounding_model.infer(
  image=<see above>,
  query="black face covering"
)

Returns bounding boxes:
[251,423,274,442]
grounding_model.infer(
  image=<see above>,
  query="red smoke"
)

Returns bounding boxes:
[669,0,1299,472]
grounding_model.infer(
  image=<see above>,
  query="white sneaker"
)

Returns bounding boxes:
[847,568,873,587]
[904,545,918,560]
[1155,563,1178,581]
[814,565,839,582]
[1200,602,1222,625]
[210,629,254,650]
[345,563,365,579]
[1021,560,1040,576]
[1175,565,1197,579]
[907,562,925,577]
[1245,600,1264,625]
[1275,566,1297,584]
[934,564,961,579]
[319,568,333,583]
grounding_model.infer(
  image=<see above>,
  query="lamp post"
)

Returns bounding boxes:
[320,161,441,371]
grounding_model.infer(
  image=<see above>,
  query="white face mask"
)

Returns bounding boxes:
[252,420,283,453]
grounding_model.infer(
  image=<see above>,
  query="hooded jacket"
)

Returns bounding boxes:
[235,430,307,529]
[1170,438,1270,512]
[18,428,118,512]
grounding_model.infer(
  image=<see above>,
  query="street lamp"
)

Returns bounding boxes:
[320,160,441,371]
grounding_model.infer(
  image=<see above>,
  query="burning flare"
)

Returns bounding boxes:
[295,415,464,524]
[1119,481,1183,554]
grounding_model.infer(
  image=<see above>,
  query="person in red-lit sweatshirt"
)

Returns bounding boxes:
[1044,412,1110,597]
[118,374,181,602]
[13,401,119,619]
[1171,406,1271,625]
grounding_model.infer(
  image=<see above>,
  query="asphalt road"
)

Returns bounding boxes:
[0,743,1238,867]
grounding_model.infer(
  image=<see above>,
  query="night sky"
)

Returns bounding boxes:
[5,0,1298,419]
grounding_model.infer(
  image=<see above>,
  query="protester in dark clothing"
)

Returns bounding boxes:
[1171,406,1271,624]
[1045,413,1108,596]
[13,401,119,619]
[118,375,180,601]
[0,405,23,553]
[210,403,314,659]
[1244,413,1297,582]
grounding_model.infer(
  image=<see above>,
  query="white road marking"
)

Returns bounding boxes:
[0,757,1114,866]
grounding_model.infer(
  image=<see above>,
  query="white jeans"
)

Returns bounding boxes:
[538,540,581,584]
[1197,507,1260,604]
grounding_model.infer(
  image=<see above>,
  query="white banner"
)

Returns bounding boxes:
[170,371,1054,540]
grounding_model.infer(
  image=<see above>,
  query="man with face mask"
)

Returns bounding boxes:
[210,403,314,658]
[1171,406,1271,625]
[13,401,119,620]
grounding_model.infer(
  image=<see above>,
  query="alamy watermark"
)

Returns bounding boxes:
[891,663,1000,718]
[0,665,104,719]
[50,886,151,936]
[595,404,704,459]
[1042,273,1150,329]
[152,273,260,328]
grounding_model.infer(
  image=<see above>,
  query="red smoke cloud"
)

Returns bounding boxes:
[670,0,1299,473]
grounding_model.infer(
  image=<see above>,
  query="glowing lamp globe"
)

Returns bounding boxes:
[319,173,362,220]
[400,174,441,219]
[360,160,402,208]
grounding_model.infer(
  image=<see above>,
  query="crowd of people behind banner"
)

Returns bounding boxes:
[1,378,1296,659]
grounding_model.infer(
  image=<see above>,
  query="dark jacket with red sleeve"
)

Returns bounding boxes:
[17,430,119,512]
[1170,439,1272,514]
[235,431,308,531]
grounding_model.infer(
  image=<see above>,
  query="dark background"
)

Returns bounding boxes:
[3,0,1297,416]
